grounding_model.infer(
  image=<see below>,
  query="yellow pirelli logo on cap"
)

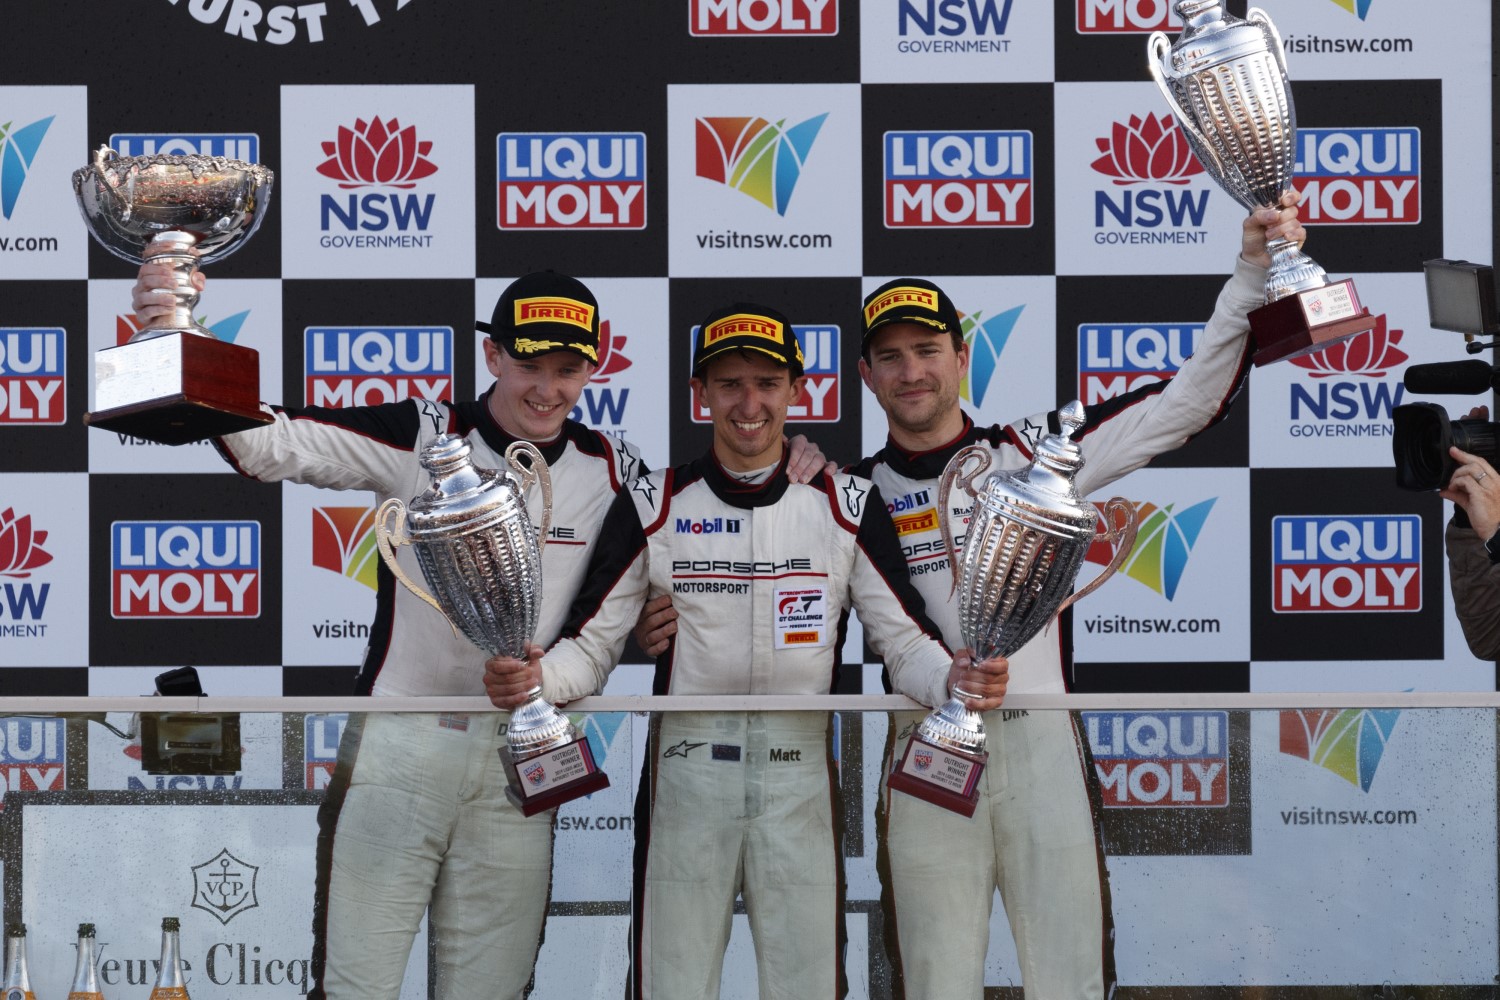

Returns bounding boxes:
[892,510,938,536]
[865,286,938,324]
[514,296,596,333]
[703,313,782,347]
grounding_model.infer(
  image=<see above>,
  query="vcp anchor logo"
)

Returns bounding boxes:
[191,848,260,924]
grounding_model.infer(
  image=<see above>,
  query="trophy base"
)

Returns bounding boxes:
[887,732,987,818]
[501,734,611,817]
[1249,279,1378,367]
[86,333,272,445]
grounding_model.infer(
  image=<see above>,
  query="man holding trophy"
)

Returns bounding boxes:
[853,195,1305,998]
[482,302,1009,1000]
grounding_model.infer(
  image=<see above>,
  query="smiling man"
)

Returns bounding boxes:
[482,301,1008,999]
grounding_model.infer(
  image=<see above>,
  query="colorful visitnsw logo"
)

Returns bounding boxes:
[311,507,379,591]
[1280,708,1400,792]
[958,305,1023,408]
[695,115,828,216]
[1085,498,1216,600]
[117,311,250,347]
[0,116,55,220]
[1327,0,1373,20]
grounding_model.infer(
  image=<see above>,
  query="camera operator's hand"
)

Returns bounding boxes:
[1440,407,1500,539]
[1241,191,1305,271]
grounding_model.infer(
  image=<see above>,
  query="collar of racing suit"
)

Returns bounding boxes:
[455,388,576,467]
[695,448,792,509]
[875,411,988,480]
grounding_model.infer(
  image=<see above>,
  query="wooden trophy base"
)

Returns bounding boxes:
[886,731,987,818]
[86,333,273,444]
[502,734,611,817]
[1249,278,1379,367]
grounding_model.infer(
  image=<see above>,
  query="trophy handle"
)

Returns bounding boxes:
[1246,8,1291,87]
[1057,497,1139,615]
[937,445,992,598]
[373,497,459,637]
[505,441,552,555]
[1146,33,1231,187]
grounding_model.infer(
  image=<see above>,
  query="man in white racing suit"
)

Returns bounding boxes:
[128,268,648,999]
[482,302,1009,1000]
[853,197,1307,998]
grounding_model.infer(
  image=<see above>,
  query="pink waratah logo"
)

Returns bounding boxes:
[316,117,438,189]
[0,508,53,579]
[1290,315,1406,378]
[1091,113,1205,185]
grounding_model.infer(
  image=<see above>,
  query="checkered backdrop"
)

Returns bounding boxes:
[1,1,1498,995]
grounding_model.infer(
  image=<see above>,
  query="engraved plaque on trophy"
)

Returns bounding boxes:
[375,434,610,816]
[1148,2,1377,366]
[73,146,275,443]
[888,404,1138,816]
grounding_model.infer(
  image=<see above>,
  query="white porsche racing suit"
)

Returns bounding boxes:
[538,450,956,1000]
[855,259,1264,998]
[215,390,644,1000]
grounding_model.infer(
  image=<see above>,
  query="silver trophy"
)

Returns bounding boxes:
[888,403,1138,816]
[1147,2,1375,365]
[73,146,276,442]
[373,433,610,815]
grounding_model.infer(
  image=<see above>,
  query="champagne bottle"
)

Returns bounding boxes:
[148,918,189,1000]
[67,922,105,1000]
[1,923,34,1000]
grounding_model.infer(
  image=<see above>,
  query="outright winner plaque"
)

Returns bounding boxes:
[73,146,275,444]
[375,433,610,816]
[888,403,1138,817]
[1148,2,1376,366]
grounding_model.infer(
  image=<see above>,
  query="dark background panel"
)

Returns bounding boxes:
[0,281,89,473]
[860,83,1056,277]
[280,278,477,408]
[667,276,864,469]
[1055,273,1252,468]
[1293,79,1443,274]
[1249,466,1445,662]
[88,473,283,666]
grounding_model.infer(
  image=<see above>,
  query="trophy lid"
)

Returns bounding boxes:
[402,434,527,540]
[978,401,1097,539]
[1164,3,1273,76]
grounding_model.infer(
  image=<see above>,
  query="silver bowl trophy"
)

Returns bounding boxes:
[73,145,275,444]
[888,404,1139,817]
[1148,1,1376,366]
[374,433,610,816]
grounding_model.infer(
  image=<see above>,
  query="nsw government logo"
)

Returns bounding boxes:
[305,326,453,406]
[884,131,1032,229]
[1286,316,1406,438]
[0,328,65,425]
[318,116,439,249]
[1293,127,1419,225]
[192,848,260,925]
[0,507,53,639]
[1272,515,1420,613]
[1091,112,1210,246]
[894,0,1013,53]
[112,521,261,619]
[497,132,646,230]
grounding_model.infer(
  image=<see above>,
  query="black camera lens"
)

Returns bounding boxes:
[1393,402,1500,490]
